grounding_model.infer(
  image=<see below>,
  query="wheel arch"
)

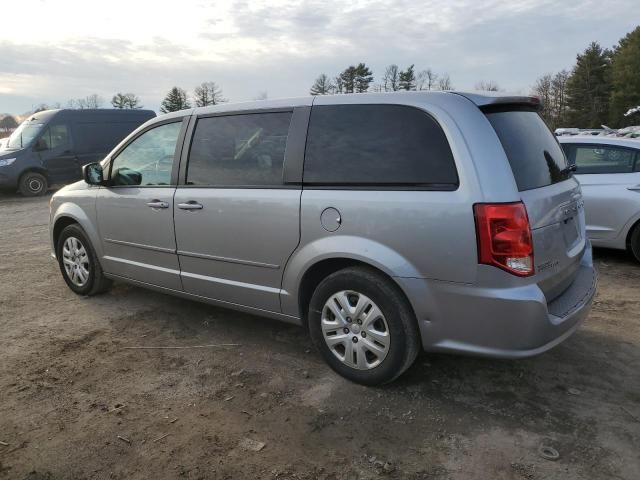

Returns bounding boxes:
[51,203,103,260]
[624,215,640,248]
[281,237,419,325]
[18,167,50,183]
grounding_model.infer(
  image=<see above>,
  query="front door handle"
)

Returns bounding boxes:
[627,185,640,192]
[147,200,169,209]
[177,201,203,210]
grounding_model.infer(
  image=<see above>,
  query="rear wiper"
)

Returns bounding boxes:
[560,164,577,176]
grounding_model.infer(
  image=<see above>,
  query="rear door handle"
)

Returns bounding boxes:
[627,185,640,192]
[177,201,203,210]
[147,200,169,209]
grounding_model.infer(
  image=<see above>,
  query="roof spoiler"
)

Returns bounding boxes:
[452,92,542,112]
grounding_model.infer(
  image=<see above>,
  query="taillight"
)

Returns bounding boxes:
[473,202,534,277]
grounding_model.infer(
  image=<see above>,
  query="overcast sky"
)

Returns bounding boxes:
[0,0,637,115]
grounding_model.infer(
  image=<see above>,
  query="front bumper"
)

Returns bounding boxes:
[398,243,597,358]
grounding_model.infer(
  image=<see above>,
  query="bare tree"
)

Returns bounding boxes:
[416,68,438,90]
[193,82,226,107]
[254,91,268,101]
[310,74,334,95]
[533,74,554,125]
[333,75,344,94]
[475,80,500,92]
[551,70,569,126]
[437,74,453,90]
[69,94,104,109]
[112,93,142,109]
[382,65,400,92]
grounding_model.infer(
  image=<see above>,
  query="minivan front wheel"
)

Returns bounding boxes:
[308,267,420,385]
[19,171,48,196]
[56,224,112,295]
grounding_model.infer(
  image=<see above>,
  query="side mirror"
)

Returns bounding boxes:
[112,167,142,186]
[83,162,104,186]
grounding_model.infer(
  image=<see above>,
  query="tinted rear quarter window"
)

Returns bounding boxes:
[304,104,458,188]
[486,110,569,191]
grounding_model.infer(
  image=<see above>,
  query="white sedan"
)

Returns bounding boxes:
[559,136,640,262]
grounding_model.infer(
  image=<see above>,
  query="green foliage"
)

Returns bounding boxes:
[565,42,611,128]
[160,87,191,113]
[399,65,416,91]
[609,26,640,127]
[339,63,373,94]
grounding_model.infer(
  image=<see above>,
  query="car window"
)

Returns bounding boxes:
[37,124,71,151]
[485,110,569,191]
[304,104,458,188]
[110,121,182,186]
[187,112,292,187]
[563,144,636,174]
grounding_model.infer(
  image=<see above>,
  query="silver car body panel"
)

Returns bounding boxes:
[559,136,640,250]
[50,91,597,359]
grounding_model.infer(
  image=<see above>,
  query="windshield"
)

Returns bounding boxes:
[5,121,46,150]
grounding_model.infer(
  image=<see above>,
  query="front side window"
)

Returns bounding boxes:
[303,104,458,188]
[110,121,182,186]
[562,144,637,174]
[36,124,71,151]
[187,112,292,187]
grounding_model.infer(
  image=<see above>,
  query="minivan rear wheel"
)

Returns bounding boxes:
[308,267,420,385]
[57,224,112,296]
[630,223,640,263]
[18,171,48,196]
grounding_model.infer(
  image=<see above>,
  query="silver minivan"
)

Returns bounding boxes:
[49,92,597,385]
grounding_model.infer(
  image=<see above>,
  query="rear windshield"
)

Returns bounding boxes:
[486,110,569,191]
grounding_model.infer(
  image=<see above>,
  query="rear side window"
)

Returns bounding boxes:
[562,144,637,174]
[486,110,569,191]
[187,112,292,187]
[37,124,71,151]
[304,105,458,188]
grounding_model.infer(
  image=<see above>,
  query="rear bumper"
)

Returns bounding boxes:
[399,243,597,358]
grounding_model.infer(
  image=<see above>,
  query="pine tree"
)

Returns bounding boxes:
[608,26,640,127]
[310,74,334,95]
[399,65,416,91]
[565,42,611,128]
[354,63,373,93]
[193,82,226,107]
[340,66,357,93]
[160,87,191,113]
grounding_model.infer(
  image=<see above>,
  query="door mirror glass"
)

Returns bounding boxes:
[83,162,104,185]
[112,167,142,186]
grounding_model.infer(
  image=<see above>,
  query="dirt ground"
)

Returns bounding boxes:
[0,191,638,480]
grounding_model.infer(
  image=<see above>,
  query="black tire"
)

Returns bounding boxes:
[19,171,48,196]
[56,224,112,296]
[630,223,640,263]
[308,267,420,386]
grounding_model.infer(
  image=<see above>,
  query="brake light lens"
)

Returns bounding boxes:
[473,202,534,276]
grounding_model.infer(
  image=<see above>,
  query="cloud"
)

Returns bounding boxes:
[0,0,637,113]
